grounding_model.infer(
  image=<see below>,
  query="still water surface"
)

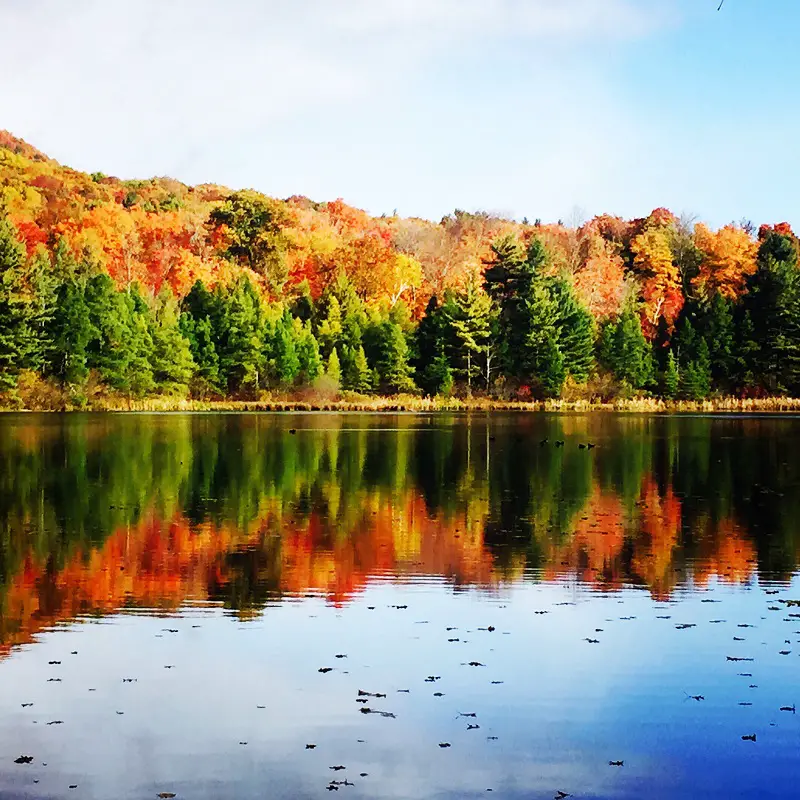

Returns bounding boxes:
[0,413,799,799]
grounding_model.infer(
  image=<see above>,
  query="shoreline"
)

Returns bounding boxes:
[2,395,800,414]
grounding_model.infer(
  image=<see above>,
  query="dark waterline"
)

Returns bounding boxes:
[0,412,799,799]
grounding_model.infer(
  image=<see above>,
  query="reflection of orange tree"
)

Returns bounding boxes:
[544,478,762,598]
[543,490,628,590]
[0,494,497,657]
[630,478,682,600]
[693,518,758,587]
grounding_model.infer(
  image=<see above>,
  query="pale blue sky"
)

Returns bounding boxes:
[1,0,797,228]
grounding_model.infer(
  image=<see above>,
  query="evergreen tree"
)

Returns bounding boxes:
[414,296,452,395]
[663,350,679,399]
[84,273,133,390]
[0,217,36,390]
[523,278,564,397]
[317,295,343,357]
[680,336,712,399]
[271,313,301,386]
[701,293,736,389]
[150,287,194,392]
[446,273,493,395]
[326,347,341,387]
[551,278,594,383]
[124,290,156,397]
[217,277,263,393]
[48,280,92,387]
[601,310,653,390]
[185,316,221,394]
[365,317,415,393]
[344,344,372,393]
[296,321,323,384]
[484,234,539,379]
[741,230,800,394]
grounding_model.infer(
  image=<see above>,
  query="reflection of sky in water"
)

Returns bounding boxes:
[2,575,799,800]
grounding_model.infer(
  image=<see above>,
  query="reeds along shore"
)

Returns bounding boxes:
[2,391,800,414]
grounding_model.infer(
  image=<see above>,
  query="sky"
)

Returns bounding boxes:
[1,0,798,228]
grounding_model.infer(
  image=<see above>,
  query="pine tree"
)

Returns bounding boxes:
[446,273,493,395]
[48,280,93,387]
[680,337,712,399]
[663,350,679,398]
[271,314,301,386]
[0,217,37,390]
[218,277,263,393]
[741,230,800,394]
[84,273,132,390]
[414,296,451,396]
[609,310,653,390]
[523,279,564,397]
[184,315,220,394]
[551,278,594,383]
[150,287,194,393]
[317,295,343,357]
[326,346,341,387]
[484,234,540,379]
[700,293,736,389]
[365,317,415,393]
[344,344,372,393]
[296,321,323,384]
[124,292,156,397]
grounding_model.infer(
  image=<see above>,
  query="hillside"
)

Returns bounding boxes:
[1,131,799,406]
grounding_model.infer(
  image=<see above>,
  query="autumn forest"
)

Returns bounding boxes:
[1,130,800,407]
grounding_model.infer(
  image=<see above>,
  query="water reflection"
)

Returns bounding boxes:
[1,413,799,653]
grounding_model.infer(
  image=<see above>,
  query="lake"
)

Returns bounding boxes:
[0,412,799,800]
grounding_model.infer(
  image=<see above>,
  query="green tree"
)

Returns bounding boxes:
[0,217,37,390]
[326,346,341,387]
[296,321,323,384]
[271,312,301,386]
[84,273,132,390]
[150,287,194,393]
[48,280,92,387]
[551,278,594,383]
[344,344,372,393]
[317,295,343,357]
[446,273,493,395]
[741,230,800,394]
[208,190,289,292]
[701,293,736,389]
[217,277,264,393]
[414,296,451,396]
[484,234,538,379]
[680,337,712,399]
[599,310,653,390]
[663,350,679,398]
[365,316,415,394]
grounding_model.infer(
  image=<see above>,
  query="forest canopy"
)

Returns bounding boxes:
[1,130,799,405]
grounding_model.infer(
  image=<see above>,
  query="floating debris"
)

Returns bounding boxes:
[14,756,33,765]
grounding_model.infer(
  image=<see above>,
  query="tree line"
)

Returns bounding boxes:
[2,212,800,403]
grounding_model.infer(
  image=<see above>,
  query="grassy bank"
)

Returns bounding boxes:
[2,388,800,414]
